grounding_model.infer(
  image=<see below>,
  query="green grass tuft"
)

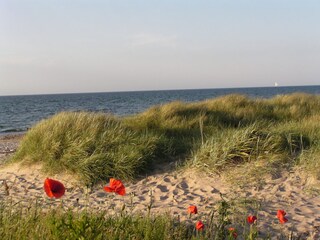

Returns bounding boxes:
[0,202,191,240]
[13,112,162,184]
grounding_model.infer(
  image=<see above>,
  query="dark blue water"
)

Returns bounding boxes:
[1,85,320,134]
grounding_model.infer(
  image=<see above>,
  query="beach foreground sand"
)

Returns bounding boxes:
[1,135,320,238]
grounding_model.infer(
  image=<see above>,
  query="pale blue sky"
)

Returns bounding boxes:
[1,0,320,95]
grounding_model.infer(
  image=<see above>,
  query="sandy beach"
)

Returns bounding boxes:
[1,135,320,238]
[0,134,22,165]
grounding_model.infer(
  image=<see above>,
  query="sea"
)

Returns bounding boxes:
[1,85,320,134]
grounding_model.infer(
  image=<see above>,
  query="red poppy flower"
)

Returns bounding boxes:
[277,210,288,224]
[228,227,238,239]
[188,205,198,214]
[196,221,204,230]
[247,215,257,224]
[103,178,126,196]
[44,178,65,198]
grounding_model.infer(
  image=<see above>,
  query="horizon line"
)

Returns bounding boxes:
[1,84,320,97]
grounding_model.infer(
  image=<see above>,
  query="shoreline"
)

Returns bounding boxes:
[0,133,23,165]
[0,131,26,137]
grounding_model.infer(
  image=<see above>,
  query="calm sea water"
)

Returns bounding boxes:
[1,85,320,134]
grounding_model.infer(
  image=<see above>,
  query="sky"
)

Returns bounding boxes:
[1,0,320,95]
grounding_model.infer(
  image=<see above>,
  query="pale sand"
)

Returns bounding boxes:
[1,137,320,238]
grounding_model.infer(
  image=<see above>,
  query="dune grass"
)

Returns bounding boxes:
[0,202,191,240]
[0,195,299,240]
[12,93,320,185]
[12,112,165,184]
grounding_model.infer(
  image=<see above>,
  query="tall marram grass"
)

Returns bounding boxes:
[13,112,165,184]
[12,93,320,184]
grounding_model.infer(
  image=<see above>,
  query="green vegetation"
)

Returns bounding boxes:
[0,202,190,240]
[13,113,162,184]
[0,196,297,239]
[13,93,320,184]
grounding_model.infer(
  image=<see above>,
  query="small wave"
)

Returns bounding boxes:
[0,127,27,133]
